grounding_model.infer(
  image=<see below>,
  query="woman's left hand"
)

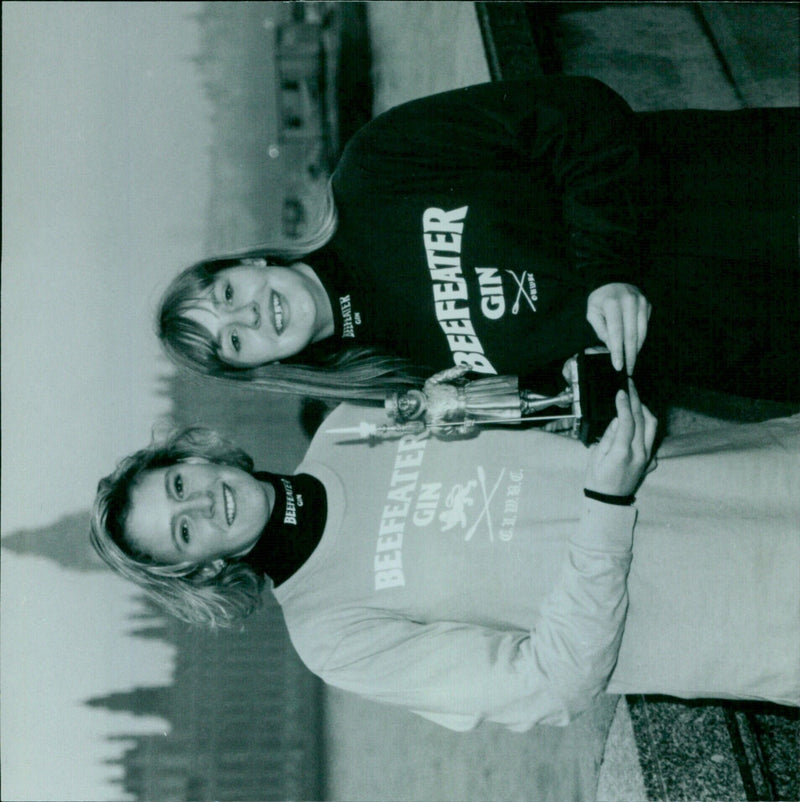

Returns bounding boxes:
[586,283,651,375]
[584,380,658,497]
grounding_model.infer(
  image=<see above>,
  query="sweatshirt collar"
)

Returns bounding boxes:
[242,471,327,586]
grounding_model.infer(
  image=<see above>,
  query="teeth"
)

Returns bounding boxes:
[273,292,284,334]
[223,484,236,526]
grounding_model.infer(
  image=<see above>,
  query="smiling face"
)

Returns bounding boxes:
[125,460,274,565]
[183,263,331,368]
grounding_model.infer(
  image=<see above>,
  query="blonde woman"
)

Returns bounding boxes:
[91,388,799,730]
[157,77,798,407]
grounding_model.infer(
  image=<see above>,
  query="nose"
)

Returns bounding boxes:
[229,301,260,329]
[184,491,214,519]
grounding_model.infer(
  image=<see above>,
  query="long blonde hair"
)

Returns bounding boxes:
[90,427,266,628]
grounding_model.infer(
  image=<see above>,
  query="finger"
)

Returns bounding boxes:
[635,389,658,456]
[627,377,643,409]
[637,300,650,349]
[642,403,659,457]
[622,294,639,376]
[603,301,625,372]
[586,306,609,345]
[627,380,647,454]
[627,299,650,376]
[613,388,634,446]
[596,416,619,456]
[628,379,645,423]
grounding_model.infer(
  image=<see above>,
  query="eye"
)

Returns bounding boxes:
[224,282,234,303]
[230,330,241,353]
[179,519,191,545]
[173,473,184,498]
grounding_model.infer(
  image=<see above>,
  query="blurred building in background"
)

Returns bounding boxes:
[275,14,333,240]
[190,1,353,253]
[87,600,321,801]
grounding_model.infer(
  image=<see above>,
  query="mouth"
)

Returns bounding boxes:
[271,291,285,335]
[222,483,236,526]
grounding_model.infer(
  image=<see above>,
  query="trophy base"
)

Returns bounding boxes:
[574,350,629,445]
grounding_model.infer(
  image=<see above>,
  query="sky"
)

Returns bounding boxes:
[2,1,213,535]
[2,3,215,798]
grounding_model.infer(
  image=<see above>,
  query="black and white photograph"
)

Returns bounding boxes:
[2,2,798,801]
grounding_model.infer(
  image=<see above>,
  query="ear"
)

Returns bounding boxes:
[198,559,226,579]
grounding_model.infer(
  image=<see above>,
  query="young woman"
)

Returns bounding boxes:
[158,76,799,406]
[91,387,799,731]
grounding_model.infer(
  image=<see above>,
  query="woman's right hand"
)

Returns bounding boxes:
[584,380,658,497]
[586,283,651,375]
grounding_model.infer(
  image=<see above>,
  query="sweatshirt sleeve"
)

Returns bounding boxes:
[315,499,636,732]
[335,77,641,291]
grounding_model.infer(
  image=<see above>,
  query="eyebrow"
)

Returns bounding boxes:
[204,287,227,350]
[183,297,225,351]
[163,470,184,553]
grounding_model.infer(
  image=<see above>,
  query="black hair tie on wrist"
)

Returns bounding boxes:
[584,488,635,506]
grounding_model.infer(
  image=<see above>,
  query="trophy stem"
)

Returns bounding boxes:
[520,389,574,414]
